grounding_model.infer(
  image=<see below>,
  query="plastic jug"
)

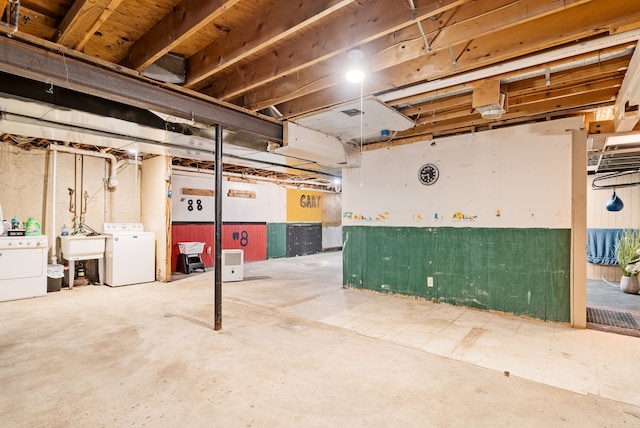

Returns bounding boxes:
[25,217,41,236]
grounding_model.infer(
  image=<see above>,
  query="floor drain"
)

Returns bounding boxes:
[587,308,639,329]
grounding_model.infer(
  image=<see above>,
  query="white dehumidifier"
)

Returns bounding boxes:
[222,249,244,282]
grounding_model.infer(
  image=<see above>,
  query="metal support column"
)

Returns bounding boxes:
[214,124,223,330]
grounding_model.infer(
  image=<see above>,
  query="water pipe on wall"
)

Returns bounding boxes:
[48,144,119,259]
[49,144,119,190]
[50,149,57,264]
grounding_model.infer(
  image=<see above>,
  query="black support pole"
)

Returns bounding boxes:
[214,124,223,331]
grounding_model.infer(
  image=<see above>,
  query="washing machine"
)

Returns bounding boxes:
[102,223,155,287]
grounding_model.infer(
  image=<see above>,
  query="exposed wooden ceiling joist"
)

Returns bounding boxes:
[197,0,469,98]
[122,0,243,71]
[1,0,640,176]
[55,0,124,50]
[275,0,640,119]
[0,35,282,142]
[185,0,356,89]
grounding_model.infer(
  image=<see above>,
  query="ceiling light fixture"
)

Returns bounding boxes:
[346,48,366,83]
[476,93,507,120]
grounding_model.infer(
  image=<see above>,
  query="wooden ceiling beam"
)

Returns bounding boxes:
[276,1,640,119]
[505,56,630,94]
[238,0,589,112]
[498,88,617,121]
[403,79,622,127]
[401,87,618,139]
[509,77,623,108]
[415,107,476,126]
[378,0,640,88]
[614,40,640,132]
[388,45,631,108]
[122,0,242,71]
[370,0,588,73]
[55,0,124,50]
[400,93,473,117]
[242,63,339,112]
[11,5,57,39]
[185,0,355,89]
[199,0,469,98]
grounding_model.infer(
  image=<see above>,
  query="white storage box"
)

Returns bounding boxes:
[178,242,205,255]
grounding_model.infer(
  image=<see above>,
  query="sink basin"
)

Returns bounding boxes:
[60,235,106,260]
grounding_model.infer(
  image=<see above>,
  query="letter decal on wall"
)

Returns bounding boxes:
[287,189,323,222]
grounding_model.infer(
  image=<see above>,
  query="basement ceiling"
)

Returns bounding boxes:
[0,0,640,175]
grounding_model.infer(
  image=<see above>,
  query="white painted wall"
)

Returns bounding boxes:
[172,171,286,223]
[587,172,640,228]
[107,162,140,223]
[343,117,583,229]
[0,143,47,230]
[141,156,169,282]
[322,226,342,249]
[1,143,140,260]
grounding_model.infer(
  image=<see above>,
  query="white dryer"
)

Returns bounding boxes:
[102,223,155,287]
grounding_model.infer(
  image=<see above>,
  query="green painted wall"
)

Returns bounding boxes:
[343,226,571,322]
[267,223,287,259]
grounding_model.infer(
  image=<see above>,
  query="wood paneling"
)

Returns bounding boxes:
[221,223,267,262]
[171,222,267,272]
[587,172,640,280]
[267,223,287,259]
[343,226,571,322]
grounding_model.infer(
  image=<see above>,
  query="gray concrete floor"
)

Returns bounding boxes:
[1,252,640,427]
[587,279,640,335]
[588,279,640,312]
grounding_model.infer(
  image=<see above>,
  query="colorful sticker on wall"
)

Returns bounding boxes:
[452,211,478,221]
[343,211,390,222]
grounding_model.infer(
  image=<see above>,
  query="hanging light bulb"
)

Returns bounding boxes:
[606,190,624,212]
[345,48,366,83]
[346,68,365,83]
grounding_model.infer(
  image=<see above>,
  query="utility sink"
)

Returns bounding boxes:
[60,235,106,260]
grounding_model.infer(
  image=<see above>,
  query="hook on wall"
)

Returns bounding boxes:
[592,169,640,190]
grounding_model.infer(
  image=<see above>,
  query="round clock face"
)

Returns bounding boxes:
[418,163,439,185]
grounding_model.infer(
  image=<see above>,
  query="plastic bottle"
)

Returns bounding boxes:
[61,225,69,236]
[25,217,41,236]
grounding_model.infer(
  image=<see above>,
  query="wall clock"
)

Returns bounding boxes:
[418,163,439,185]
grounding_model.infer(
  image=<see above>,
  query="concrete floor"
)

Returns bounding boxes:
[588,278,640,312]
[586,279,640,336]
[2,252,640,427]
